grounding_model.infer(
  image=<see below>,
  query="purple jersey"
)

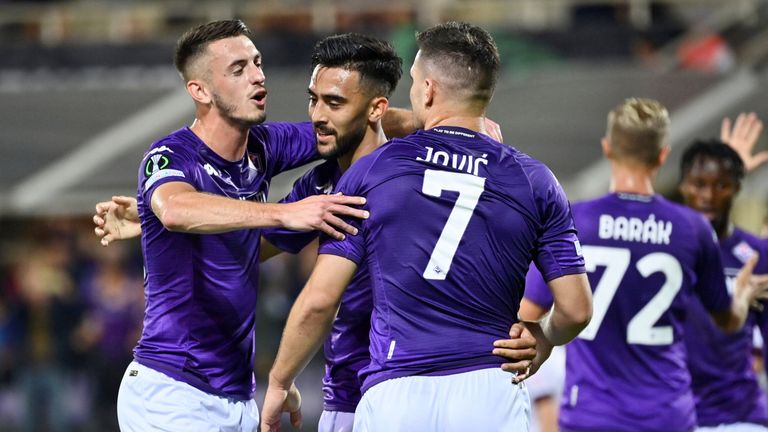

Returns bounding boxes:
[527,193,731,432]
[685,227,768,427]
[134,122,316,400]
[262,160,371,412]
[319,126,585,394]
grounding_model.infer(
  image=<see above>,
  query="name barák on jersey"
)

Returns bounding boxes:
[598,214,673,245]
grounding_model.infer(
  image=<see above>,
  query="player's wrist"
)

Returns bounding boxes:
[267,370,293,391]
[261,202,287,229]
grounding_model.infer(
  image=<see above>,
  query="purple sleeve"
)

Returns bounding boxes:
[317,155,375,264]
[524,262,554,309]
[138,140,197,204]
[693,215,731,313]
[262,170,319,254]
[250,122,318,176]
[531,166,586,281]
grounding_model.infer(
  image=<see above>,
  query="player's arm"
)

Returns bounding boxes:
[150,182,368,240]
[711,254,768,332]
[721,112,767,172]
[517,274,591,375]
[382,107,504,142]
[538,273,592,345]
[381,107,416,138]
[261,254,357,432]
[519,297,549,321]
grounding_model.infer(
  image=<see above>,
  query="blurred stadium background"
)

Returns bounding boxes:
[1,0,767,430]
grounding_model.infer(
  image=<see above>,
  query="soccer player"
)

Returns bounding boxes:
[523,98,768,432]
[94,32,537,432]
[679,136,768,431]
[261,22,592,432]
[116,20,372,432]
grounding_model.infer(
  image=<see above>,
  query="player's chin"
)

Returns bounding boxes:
[316,141,338,159]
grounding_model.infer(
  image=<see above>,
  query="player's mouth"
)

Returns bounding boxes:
[315,127,336,145]
[250,89,267,108]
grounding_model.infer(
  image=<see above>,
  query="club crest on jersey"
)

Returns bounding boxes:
[732,241,756,264]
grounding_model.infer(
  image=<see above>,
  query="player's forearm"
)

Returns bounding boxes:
[542,273,592,345]
[269,289,338,388]
[382,107,416,138]
[539,305,590,346]
[714,292,750,333]
[157,191,283,233]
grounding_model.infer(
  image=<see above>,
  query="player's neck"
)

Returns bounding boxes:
[712,217,733,240]
[609,162,656,196]
[423,114,485,135]
[189,116,250,162]
[337,123,387,172]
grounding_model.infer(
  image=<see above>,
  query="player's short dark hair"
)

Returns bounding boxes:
[311,33,403,98]
[680,138,745,184]
[174,19,252,80]
[415,21,500,104]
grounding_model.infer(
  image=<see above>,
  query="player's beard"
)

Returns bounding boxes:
[316,121,366,160]
[212,91,266,126]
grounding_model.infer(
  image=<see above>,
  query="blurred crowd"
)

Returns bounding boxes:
[0,217,318,432]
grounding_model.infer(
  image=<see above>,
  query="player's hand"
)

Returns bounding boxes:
[93,195,141,246]
[280,194,368,240]
[735,253,768,307]
[492,322,538,383]
[484,117,504,143]
[260,381,302,432]
[721,112,767,172]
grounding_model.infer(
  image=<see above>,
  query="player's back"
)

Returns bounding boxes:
[559,193,730,432]
[326,126,584,393]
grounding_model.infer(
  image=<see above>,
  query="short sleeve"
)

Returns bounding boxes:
[524,262,555,309]
[262,170,321,254]
[138,141,197,204]
[693,215,730,314]
[317,153,377,264]
[249,122,318,176]
[531,166,586,281]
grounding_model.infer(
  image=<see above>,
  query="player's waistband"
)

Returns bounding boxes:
[134,356,254,401]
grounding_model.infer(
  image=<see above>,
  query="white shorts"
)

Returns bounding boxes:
[698,424,768,432]
[318,410,355,432]
[116,361,259,432]
[354,367,530,432]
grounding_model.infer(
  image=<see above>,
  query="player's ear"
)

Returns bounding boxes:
[424,78,435,108]
[368,96,389,123]
[658,144,671,166]
[601,137,612,158]
[187,79,212,105]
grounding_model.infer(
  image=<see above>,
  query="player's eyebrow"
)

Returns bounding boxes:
[307,88,347,104]
[227,54,261,70]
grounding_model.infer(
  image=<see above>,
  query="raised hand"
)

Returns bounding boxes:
[281,194,368,240]
[484,117,504,143]
[93,196,141,246]
[721,112,767,172]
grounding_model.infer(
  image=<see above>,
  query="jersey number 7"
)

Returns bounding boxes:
[421,170,486,280]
